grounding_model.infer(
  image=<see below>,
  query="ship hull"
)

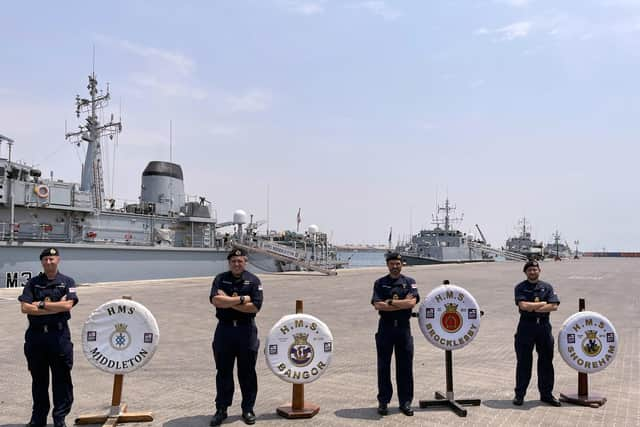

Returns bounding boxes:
[1,242,283,288]
[400,253,494,266]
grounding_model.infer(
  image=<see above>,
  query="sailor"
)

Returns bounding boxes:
[513,260,561,406]
[209,248,263,426]
[371,252,420,416]
[18,247,79,427]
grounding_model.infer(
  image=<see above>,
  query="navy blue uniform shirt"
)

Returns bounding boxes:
[371,274,420,322]
[514,280,559,320]
[210,270,263,321]
[18,272,79,326]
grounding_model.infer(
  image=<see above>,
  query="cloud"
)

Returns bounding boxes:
[348,1,402,20]
[277,0,326,15]
[227,89,272,112]
[94,34,196,75]
[494,0,532,7]
[600,0,640,6]
[130,73,207,100]
[475,21,532,40]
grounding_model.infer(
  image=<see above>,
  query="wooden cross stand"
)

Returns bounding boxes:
[276,300,320,419]
[419,349,481,417]
[559,298,607,408]
[76,296,154,426]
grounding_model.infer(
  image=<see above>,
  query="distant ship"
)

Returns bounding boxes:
[0,72,335,288]
[504,218,545,261]
[544,230,572,259]
[243,224,348,273]
[394,198,495,265]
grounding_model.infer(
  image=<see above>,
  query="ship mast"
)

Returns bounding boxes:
[432,198,463,231]
[65,73,122,211]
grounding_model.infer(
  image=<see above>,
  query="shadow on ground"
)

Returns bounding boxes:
[334,407,383,421]
[163,412,282,427]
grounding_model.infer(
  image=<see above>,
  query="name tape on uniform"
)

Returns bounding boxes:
[418,284,481,351]
[265,313,333,384]
[558,310,618,374]
[81,299,160,374]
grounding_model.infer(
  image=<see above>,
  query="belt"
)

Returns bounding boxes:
[519,316,549,324]
[28,322,67,333]
[218,318,254,327]
[379,318,410,328]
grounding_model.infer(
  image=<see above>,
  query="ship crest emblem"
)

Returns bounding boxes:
[582,330,602,357]
[440,303,463,333]
[110,323,131,351]
[288,333,314,367]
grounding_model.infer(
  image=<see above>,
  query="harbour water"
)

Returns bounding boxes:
[338,249,386,268]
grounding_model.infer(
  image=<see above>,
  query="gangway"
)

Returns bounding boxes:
[233,242,339,276]
[468,241,528,261]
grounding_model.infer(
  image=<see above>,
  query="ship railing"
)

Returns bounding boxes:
[233,242,338,276]
[468,241,528,261]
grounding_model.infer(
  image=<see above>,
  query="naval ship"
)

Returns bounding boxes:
[504,217,545,261]
[394,198,495,265]
[0,73,330,288]
[544,230,572,259]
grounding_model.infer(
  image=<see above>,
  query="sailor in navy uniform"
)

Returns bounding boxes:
[513,260,561,407]
[18,247,79,427]
[371,252,420,416]
[209,248,263,426]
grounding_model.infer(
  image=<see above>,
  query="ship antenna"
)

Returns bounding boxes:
[169,120,173,163]
[65,66,122,212]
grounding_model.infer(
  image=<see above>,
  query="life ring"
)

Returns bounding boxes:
[264,313,333,384]
[34,185,49,198]
[81,299,160,375]
[558,311,618,374]
[418,284,481,351]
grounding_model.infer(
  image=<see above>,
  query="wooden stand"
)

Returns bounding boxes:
[75,296,154,426]
[559,298,607,408]
[419,350,481,417]
[276,300,320,419]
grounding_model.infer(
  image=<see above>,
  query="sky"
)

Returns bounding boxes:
[1,0,639,250]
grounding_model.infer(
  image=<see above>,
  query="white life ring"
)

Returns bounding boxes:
[418,284,481,351]
[34,185,49,198]
[264,313,333,384]
[558,311,618,374]
[81,299,160,375]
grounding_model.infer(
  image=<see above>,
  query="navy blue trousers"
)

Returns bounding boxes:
[375,322,414,406]
[212,323,259,411]
[514,319,555,398]
[24,324,74,425]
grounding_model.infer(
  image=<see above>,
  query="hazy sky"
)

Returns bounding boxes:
[1,0,639,250]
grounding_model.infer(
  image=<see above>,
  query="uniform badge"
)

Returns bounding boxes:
[232,292,238,297]
[44,296,52,302]
[110,323,131,351]
[441,303,463,333]
[392,293,399,300]
[582,330,602,357]
[289,333,314,368]
[534,297,540,302]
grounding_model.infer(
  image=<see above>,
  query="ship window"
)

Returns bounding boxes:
[0,166,5,177]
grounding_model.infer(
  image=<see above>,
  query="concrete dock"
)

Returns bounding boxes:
[1,258,638,426]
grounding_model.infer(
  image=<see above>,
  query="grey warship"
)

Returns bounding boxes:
[394,198,495,265]
[0,72,324,288]
[504,217,545,261]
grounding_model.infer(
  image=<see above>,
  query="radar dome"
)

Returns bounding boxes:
[308,224,320,234]
[233,209,248,224]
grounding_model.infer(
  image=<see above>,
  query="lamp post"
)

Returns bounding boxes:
[574,240,579,259]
